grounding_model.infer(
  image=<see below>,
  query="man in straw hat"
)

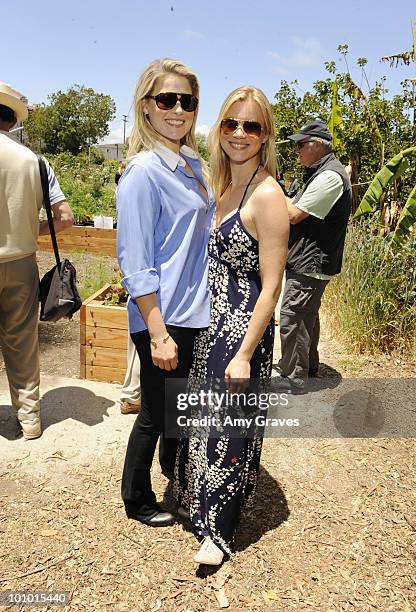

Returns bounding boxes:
[278,119,351,391]
[0,82,74,439]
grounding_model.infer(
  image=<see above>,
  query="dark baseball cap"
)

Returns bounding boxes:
[288,119,332,142]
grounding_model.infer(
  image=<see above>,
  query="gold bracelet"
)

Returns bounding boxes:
[150,334,170,350]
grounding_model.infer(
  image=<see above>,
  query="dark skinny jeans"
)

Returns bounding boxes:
[121,325,197,519]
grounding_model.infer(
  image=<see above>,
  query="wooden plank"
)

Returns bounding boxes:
[83,325,128,350]
[80,344,86,379]
[80,324,86,346]
[38,244,116,256]
[64,227,116,238]
[85,303,128,330]
[84,345,127,369]
[38,242,116,257]
[85,228,116,239]
[80,283,128,381]
[38,226,116,238]
[82,284,112,306]
[38,244,117,256]
[83,364,126,384]
[37,226,117,256]
[39,235,116,248]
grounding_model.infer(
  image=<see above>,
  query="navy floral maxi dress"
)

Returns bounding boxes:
[174,195,274,554]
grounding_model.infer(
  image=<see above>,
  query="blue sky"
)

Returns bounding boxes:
[2,0,415,142]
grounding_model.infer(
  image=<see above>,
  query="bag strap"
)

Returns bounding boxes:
[37,156,61,268]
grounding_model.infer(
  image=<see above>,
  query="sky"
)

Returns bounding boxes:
[2,0,415,143]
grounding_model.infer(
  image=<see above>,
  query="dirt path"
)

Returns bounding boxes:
[0,253,415,611]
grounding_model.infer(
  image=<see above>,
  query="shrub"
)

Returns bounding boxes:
[46,152,118,225]
[323,216,416,357]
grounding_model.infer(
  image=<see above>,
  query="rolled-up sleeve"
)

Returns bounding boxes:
[116,164,161,299]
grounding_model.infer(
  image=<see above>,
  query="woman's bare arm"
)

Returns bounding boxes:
[135,294,178,371]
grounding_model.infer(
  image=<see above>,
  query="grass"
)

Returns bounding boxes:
[323,216,416,359]
[77,257,116,301]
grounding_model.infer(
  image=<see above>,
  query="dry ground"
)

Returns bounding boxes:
[0,251,415,611]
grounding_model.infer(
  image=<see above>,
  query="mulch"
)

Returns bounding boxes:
[0,251,415,610]
[1,437,415,610]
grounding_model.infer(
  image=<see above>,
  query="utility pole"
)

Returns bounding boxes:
[122,114,128,144]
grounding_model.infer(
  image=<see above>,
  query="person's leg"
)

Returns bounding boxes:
[120,333,141,413]
[0,255,41,439]
[308,313,321,375]
[121,326,196,520]
[279,273,328,386]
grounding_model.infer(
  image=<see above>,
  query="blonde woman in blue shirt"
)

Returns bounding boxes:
[117,58,213,527]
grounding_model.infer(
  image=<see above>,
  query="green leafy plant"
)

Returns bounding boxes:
[77,259,116,301]
[45,152,118,224]
[354,147,416,243]
[323,216,416,357]
[103,269,128,306]
[272,45,415,211]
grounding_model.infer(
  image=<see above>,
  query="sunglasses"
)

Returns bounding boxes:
[146,92,198,112]
[296,140,313,149]
[220,118,263,139]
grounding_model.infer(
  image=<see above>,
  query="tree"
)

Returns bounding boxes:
[25,85,116,155]
[381,20,416,144]
[196,133,210,162]
[272,46,415,212]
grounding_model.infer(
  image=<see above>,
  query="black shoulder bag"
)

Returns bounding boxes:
[38,156,82,321]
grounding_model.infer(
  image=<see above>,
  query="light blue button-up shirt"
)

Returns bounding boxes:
[117,143,214,333]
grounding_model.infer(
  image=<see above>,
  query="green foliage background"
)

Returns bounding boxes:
[272,47,415,212]
[324,217,416,358]
[33,48,416,357]
[46,151,118,225]
[26,85,116,155]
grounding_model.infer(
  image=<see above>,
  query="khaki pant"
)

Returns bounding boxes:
[0,254,40,424]
[120,333,141,405]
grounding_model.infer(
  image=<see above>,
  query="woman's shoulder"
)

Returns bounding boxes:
[127,150,160,172]
[252,174,285,203]
[120,151,162,185]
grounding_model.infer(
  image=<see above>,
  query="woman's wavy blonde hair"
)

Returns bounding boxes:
[207,86,277,203]
[128,58,200,158]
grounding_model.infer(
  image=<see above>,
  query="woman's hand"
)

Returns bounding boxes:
[225,356,251,392]
[151,335,178,371]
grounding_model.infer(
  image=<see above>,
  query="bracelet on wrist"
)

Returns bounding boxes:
[150,334,170,350]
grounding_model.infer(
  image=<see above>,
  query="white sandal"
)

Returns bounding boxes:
[193,536,224,565]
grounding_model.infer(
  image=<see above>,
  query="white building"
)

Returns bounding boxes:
[95,143,125,161]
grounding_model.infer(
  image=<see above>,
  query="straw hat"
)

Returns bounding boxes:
[0,82,28,122]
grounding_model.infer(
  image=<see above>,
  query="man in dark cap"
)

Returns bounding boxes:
[278,119,351,390]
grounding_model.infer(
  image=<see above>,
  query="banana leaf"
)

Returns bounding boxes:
[391,184,416,244]
[354,147,416,219]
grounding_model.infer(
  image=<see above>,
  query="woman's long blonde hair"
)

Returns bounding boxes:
[128,58,200,158]
[208,86,277,203]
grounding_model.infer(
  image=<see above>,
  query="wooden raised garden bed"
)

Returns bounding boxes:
[80,284,128,384]
[38,226,117,257]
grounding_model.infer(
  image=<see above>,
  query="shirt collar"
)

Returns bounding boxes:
[153,142,199,171]
[0,129,18,142]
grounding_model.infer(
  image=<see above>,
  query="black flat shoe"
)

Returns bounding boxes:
[127,509,176,527]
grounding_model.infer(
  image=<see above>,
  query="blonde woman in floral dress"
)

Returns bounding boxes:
[175,86,289,564]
